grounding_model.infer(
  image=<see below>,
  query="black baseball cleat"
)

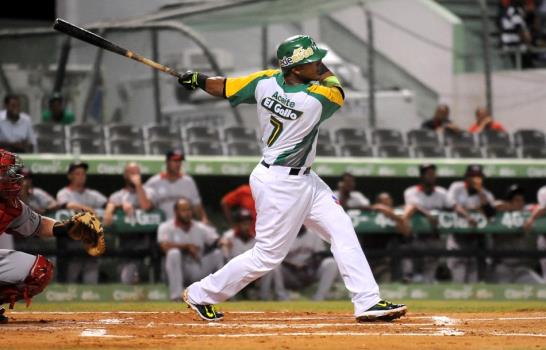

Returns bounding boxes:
[0,306,8,324]
[356,300,407,322]
[182,290,224,321]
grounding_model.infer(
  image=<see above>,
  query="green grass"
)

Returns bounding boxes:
[22,300,546,313]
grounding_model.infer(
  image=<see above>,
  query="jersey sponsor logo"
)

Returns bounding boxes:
[261,95,303,120]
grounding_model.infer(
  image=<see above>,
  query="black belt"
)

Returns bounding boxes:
[261,160,310,175]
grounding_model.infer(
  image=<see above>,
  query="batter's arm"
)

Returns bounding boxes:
[178,71,225,97]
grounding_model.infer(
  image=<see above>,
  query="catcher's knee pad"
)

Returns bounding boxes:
[0,255,53,309]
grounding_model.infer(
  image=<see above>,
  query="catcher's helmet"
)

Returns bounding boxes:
[276,35,327,69]
[0,149,24,201]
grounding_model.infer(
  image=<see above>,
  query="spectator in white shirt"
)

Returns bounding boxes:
[0,94,36,153]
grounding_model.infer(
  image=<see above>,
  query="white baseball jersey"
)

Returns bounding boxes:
[333,190,370,208]
[225,69,343,167]
[145,173,201,219]
[157,219,219,261]
[24,187,56,213]
[108,187,156,208]
[404,185,454,210]
[447,181,495,210]
[56,187,107,209]
[537,185,546,208]
[221,229,255,260]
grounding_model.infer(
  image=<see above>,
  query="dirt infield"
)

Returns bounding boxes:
[2,310,546,350]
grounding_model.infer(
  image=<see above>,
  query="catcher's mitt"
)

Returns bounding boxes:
[67,212,106,256]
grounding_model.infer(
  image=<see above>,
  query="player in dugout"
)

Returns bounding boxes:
[177,35,406,322]
[0,149,104,323]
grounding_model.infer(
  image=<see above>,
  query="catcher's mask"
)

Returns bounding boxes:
[0,149,24,201]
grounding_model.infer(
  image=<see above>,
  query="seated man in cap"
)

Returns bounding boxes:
[145,150,209,224]
[402,164,473,283]
[158,198,223,301]
[56,161,107,283]
[41,93,75,125]
[446,164,497,283]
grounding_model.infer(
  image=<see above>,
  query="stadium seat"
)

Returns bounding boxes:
[69,123,104,140]
[521,146,546,159]
[223,126,258,143]
[70,137,105,154]
[371,129,404,146]
[225,142,261,156]
[110,139,145,155]
[478,131,511,147]
[513,129,546,148]
[145,124,182,142]
[444,130,475,147]
[318,129,332,144]
[316,143,337,156]
[377,145,410,158]
[184,125,220,143]
[187,141,223,155]
[37,138,66,153]
[106,124,143,140]
[450,146,483,158]
[413,146,446,158]
[486,147,518,159]
[147,139,183,155]
[407,129,439,147]
[339,144,373,157]
[334,128,367,145]
[33,123,66,139]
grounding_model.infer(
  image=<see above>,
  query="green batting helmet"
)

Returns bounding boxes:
[276,35,327,69]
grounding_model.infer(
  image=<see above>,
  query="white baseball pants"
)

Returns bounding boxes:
[187,163,380,316]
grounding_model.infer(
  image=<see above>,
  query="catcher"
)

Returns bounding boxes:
[0,149,105,323]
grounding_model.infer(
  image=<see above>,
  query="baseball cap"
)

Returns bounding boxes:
[419,163,436,176]
[464,164,484,178]
[67,161,89,174]
[505,184,525,200]
[166,149,185,161]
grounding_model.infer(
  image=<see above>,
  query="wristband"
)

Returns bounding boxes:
[196,73,209,89]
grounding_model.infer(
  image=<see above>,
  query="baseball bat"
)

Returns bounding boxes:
[53,18,183,79]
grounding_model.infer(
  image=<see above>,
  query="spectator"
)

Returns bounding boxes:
[524,185,546,280]
[499,0,533,68]
[158,198,223,301]
[493,184,544,284]
[0,94,36,153]
[103,162,155,284]
[145,149,209,223]
[41,92,75,125]
[468,106,506,134]
[56,161,107,284]
[447,164,496,283]
[402,164,472,283]
[421,104,461,134]
[276,226,339,301]
[103,162,154,226]
[18,167,58,214]
[333,173,371,210]
[221,184,255,235]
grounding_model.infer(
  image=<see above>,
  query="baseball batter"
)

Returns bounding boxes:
[178,35,406,322]
[0,149,104,323]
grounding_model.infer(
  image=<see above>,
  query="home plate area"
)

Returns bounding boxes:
[3,311,546,349]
